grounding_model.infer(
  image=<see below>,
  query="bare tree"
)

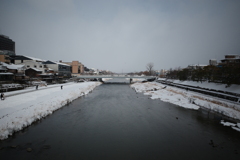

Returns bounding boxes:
[146,62,154,75]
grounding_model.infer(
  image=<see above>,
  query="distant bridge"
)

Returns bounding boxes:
[76,75,155,79]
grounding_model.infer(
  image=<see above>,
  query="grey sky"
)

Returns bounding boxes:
[1,0,240,73]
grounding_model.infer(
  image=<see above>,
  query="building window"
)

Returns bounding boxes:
[40,65,42,68]
[34,65,37,68]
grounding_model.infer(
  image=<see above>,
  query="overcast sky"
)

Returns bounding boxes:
[0,0,240,73]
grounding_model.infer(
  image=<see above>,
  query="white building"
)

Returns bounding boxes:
[209,59,218,66]
[18,61,46,73]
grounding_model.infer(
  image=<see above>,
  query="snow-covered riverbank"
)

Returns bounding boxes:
[0,82,101,140]
[158,78,240,94]
[131,82,240,132]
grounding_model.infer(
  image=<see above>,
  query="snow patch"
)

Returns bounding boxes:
[131,82,240,119]
[220,120,236,127]
[0,82,101,140]
[232,126,240,132]
[220,120,240,132]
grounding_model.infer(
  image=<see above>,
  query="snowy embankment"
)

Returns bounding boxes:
[0,82,101,140]
[158,78,240,94]
[131,82,240,132]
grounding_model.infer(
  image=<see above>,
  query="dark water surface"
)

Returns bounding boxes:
[0,79,240,160]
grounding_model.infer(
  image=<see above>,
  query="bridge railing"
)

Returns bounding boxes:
[76,75,156,79]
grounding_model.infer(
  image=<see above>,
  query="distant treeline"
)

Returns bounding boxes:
[166,63,240,87]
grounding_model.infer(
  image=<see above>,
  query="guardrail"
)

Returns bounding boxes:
[77,75,155,79]
[156,80,240,103]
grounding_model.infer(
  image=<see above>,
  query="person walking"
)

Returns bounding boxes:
[36,85,38,90]
[61,85,63,90]
[1,93,5,100]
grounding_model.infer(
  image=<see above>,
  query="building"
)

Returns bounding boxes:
[0,35,15,53]
[61,61,84,76]
[160,69,167,78]
[209,59,218,66]
[25,68,42,78]
[10,55,56,74]
[18,61,45,72]
[43,61,71,77]
[10,55,44,64]
[0,54,11,63]
[0,64,13,82]
[0,62,26,81]
[220,55,240,64]
[0,35,16,63]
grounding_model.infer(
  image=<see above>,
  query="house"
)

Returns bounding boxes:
[0,65,14,82]
[43,61,71,77]
[0,72,14,82]
[25,68,42,78]
[18,61,46,73]
[0,62,25,81]
[220,55,240,64]
[38,73,55,83]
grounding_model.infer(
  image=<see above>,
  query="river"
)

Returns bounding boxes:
[0,79,240,160]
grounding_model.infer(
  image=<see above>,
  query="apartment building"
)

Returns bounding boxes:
[0,35,16,64]
[61,61,84,76]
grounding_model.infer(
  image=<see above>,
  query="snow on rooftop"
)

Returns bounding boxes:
[56,61,71,66]
[6,64,25,70]
[24,55,46,62]
[46,61,70,66]
[0,66,7,70]
[27,67,41,72]
[0,62,25,70]
[0,62,8,66]
[0,72,13,75]
[39,73,54,75]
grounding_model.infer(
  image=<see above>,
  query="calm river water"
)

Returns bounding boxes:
[0,79,240,160]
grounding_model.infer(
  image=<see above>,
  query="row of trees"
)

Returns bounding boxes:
[166,63,240,87]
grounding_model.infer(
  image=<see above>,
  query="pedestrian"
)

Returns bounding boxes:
[61,85,63,90]
[36,85,38,90]
[1,93,5,100]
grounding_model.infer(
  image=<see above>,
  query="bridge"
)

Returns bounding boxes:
[76,75,156,79]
